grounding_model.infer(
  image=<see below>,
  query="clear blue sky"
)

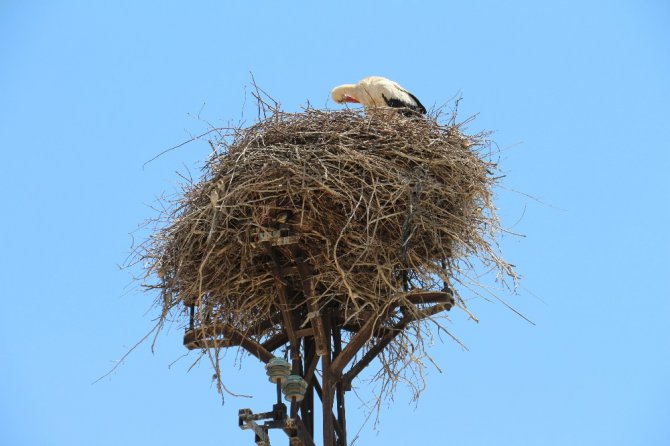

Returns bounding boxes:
[1,1,668,445]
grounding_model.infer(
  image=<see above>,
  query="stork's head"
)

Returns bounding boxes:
[331,84,361,104]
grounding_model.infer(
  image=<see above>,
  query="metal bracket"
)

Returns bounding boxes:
[253,229,300,248]
[239,409,272,446]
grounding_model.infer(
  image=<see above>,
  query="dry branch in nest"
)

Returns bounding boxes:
[138,105,517,403]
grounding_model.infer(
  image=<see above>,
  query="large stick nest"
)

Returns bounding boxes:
[140,106,516,400]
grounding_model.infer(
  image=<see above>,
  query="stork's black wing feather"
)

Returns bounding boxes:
[404,91,427,115]
[382,92,427,116]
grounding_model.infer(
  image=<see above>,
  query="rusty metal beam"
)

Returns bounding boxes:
[267,247,302,376]
[332,324,346,446]
[329,303,398,379]
[321,312,335,446]
[183,325,274,363]
[290,247,328,357]
[342,301,453,387]
[261,332,288,353]
[405,290,455,307]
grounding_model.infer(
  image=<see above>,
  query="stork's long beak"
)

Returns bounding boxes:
[343,95,360,104]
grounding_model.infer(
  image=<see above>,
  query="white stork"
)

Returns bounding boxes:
[331,76,427,116]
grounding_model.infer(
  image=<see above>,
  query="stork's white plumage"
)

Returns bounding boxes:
[331,76,427,116]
